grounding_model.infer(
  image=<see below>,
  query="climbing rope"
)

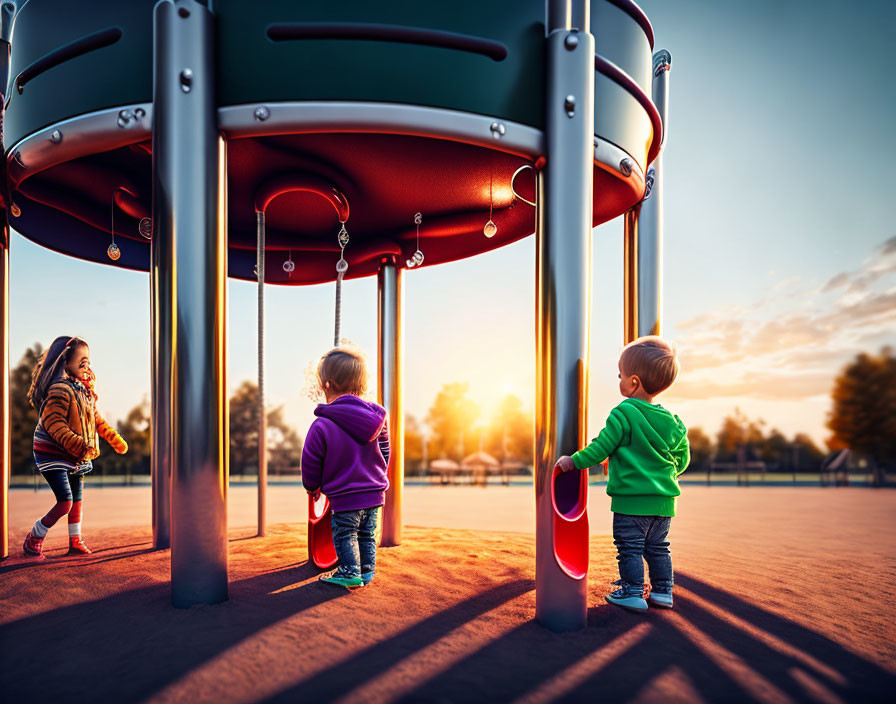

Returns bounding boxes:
[334,221,349,347]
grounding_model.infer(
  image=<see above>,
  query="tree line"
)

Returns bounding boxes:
[8,343,892,479]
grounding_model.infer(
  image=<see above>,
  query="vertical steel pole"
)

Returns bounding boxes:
[1,0,16,562]
[153,0,228,607]
[623,207,639,344]
[0,2,16,560]
[0,239,8,560]
[256,211,266,537]
[627,50,671,340]
[377,261,404,547]
[151,172,172,549]
[535,0,594,632]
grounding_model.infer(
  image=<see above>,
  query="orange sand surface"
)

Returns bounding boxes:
[2,486,895,703]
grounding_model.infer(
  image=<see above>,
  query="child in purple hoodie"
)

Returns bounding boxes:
[302,347,390,589]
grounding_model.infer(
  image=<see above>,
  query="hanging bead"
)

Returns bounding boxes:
[107,242,121,261]
[483,220,497,238]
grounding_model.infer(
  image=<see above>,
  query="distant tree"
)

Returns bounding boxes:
[715,410,765,464]
[96,398,151,477]
[482,393,533,465]
[792,433,825,471]
[404,414,424,472]
[827,347,896,483]
[9,344,42,474]
[758,429,790,469]
[229,381,303,476]
[425,382,479,461]
[686,427,713,470]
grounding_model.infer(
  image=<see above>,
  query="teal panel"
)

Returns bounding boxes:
[214,0,546,128]
[592,0,652,92]
[4,0,155,149]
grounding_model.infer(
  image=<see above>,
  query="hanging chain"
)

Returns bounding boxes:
[407,212,424,268]
[334,222,349,347]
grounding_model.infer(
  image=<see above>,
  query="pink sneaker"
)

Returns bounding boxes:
[23,531,45,558]
[67,536,92,556]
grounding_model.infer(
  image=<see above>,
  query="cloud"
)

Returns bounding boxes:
[670,238,896,401]
[822,236,896,293]
[667,370,834,402]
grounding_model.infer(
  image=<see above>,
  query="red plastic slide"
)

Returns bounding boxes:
[550,464,589,580]
[308,493,338,569]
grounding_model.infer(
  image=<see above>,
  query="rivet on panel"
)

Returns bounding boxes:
[180,68,193,93]
[490,122,506,138]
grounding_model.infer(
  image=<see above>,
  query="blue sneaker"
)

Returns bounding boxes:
[648,590,673,608]
[605,581,648,613]
[319,570,364,590]
[361,571,375,586]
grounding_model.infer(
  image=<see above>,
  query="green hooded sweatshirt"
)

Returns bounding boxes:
[572,398,690,517]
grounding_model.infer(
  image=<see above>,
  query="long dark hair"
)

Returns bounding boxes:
[27,336,88,411]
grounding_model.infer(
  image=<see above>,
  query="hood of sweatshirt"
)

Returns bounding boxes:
[314,395,386,444]
[617,398,689,474]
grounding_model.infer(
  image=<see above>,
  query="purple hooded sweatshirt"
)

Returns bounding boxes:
[301,395,390,513]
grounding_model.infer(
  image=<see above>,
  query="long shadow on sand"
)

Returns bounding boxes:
[0,560,334,702]
[261,579,535,704]
[381,572,895,704]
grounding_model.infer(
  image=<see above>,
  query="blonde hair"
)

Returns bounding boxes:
[620,336,679,395]
[317,347,367,397]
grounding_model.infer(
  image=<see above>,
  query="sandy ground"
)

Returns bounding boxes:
[2,485,895,703]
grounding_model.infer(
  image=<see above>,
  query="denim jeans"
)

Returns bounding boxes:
[43,469,84,503]
[331,507,379,579]
[613,513,673,597]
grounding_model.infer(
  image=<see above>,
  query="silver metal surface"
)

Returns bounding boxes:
[634,50,671,338]
[256,211,266,537]
[154,0,228,607]
[219,101,540,158]
[8,100,643,204]
[5,103,152,187]
[0,241,9,560]
[535,0,593,632]
[377,263,404,547]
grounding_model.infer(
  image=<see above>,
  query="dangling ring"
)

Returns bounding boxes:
[336,258,348,274]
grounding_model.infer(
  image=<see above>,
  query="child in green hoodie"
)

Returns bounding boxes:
[556,336,689,613]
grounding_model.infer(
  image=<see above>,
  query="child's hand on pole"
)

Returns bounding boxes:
[555,455,577,473]
[309,489,321,502]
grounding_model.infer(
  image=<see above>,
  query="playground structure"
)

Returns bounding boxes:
[0,0,669,631]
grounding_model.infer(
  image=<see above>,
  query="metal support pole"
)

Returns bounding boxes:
[150,178,172,549]
[535,0,594,632]
[624,50,671,341]
[0,240,8,560]
[153,0,228,607]
[377,261,404,547]
[256,210,266,537]
[1,0,16,563]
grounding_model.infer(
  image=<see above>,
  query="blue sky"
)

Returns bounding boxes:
[8,0,896,447]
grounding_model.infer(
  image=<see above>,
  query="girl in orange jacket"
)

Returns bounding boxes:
[22,336,128,558]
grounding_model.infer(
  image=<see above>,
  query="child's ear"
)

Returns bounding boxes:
[631,375,641,390]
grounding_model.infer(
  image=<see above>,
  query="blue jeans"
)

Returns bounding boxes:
[43,469,84,502]
[613,513,673,597]
[331,507,379,579]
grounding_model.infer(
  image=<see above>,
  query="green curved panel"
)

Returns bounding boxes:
[4,0,154,149]
[214,0,546,128]
[4,0,655,164]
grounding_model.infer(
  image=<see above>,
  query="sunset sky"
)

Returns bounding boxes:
[8,0,895,448]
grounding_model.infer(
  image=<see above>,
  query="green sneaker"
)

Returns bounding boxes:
[361,571,375,585]
[319,570,364,590]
